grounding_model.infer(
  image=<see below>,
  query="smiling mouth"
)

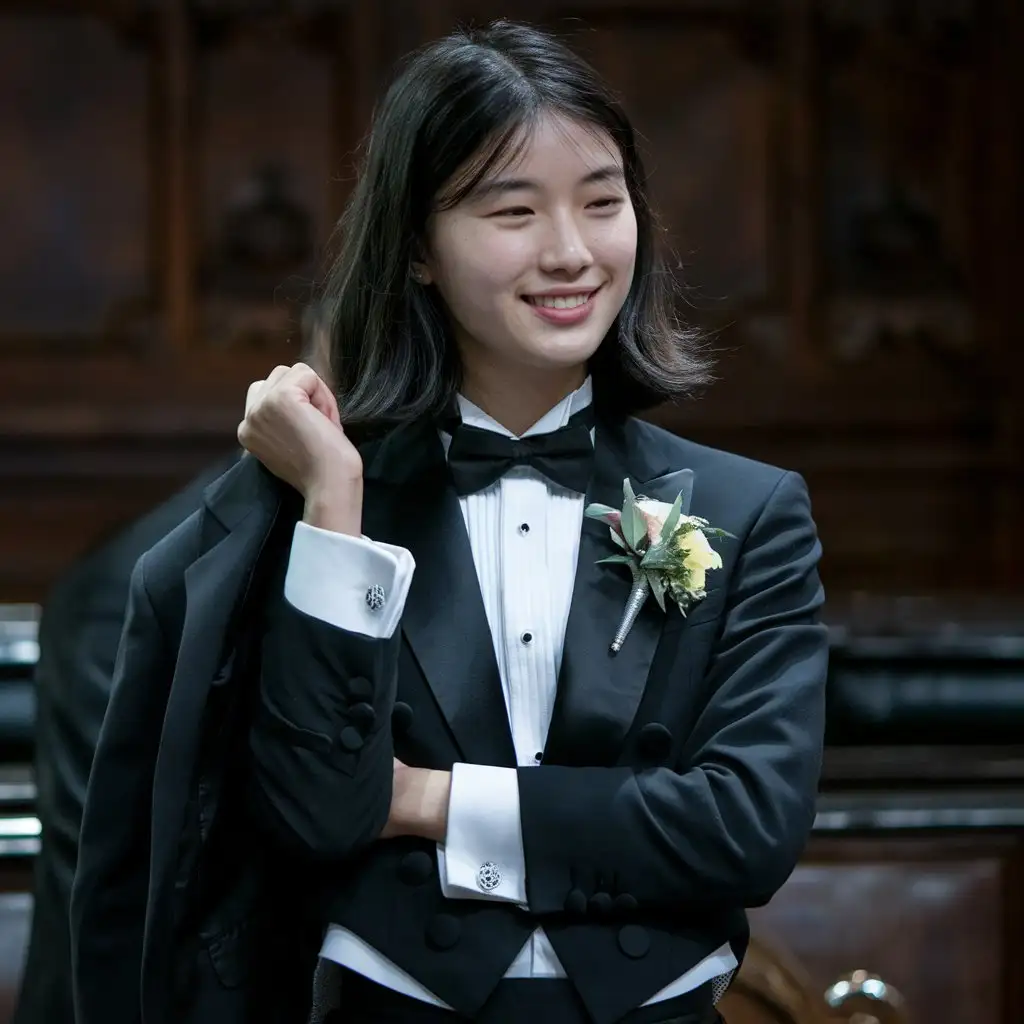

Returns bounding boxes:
[523,289,599,310]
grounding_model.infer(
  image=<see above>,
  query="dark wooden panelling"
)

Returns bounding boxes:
[196,27,335,350]
[984,0,1024,588]
[579,15,777,310]
[0,15,148,341]
[750,836,1024,1024]
[0,1,1020,602]
[0,452,233,600]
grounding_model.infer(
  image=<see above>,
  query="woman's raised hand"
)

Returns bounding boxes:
[238,362,364,536]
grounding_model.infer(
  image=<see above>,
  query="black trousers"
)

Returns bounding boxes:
[324,968,721,1024]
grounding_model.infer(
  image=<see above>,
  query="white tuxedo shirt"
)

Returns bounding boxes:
[284,378,736,1008]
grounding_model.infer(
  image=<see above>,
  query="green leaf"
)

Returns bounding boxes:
[620,478,646,550]
[659,492,684,544]
[622,476,637,508]
[596,554,637,568]
[609,529,629,551]
[648,572,667,611]
[640,544,675,569]
[584,502,620,521]
[703,527,736,540]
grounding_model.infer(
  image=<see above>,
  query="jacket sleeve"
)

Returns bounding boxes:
[245,524,412,860]
[70,555,172,1024]
[518,471,827,912]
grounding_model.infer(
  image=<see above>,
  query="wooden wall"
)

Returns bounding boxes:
[0,0,1021,603]
[752,832,1024,1023]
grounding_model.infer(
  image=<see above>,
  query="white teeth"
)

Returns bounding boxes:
[529,293,592,310]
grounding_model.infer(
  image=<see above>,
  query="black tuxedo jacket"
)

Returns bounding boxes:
[71,414,827,1024]
[14,458,235,1024]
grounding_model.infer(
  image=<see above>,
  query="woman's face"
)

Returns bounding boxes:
[420,114,638,393]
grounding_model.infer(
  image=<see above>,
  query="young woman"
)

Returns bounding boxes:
[71,20,827,1024]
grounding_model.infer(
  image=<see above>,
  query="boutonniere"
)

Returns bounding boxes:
[585,478,732,654]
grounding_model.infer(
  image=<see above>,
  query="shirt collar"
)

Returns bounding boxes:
[454,376,594,439]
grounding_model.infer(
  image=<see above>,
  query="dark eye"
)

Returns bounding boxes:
[492,206,533,218]
[588,197,623,211]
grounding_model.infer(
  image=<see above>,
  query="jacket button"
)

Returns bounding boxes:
[392,701,414,735]
[618,925,650,959]
[638,723,673,764]
[349,702,376,729]
[426,914,461,950]
[398,851,434,886]
[338,726,365,752]
[588,892,613,918]
[564,889,587,917]
[349,676,373,701]
[613,893,638,915]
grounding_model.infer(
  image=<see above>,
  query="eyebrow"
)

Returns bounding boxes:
[469,164,625,202]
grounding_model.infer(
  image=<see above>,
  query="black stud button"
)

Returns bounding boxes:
[564,889,588,918]
[392,701,413,734]
[638,723,673,763]
[349,702,376,729]
[338,726,365,752]
[348,676,373,702]
[613,893,638,915]
[426,914,461,950]
[521,631,533,645]
[618,925,650,959]
[518,522,530,535]
[398,851,434,886]
[588,892,613,918]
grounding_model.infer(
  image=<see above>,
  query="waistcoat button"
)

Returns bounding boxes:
[564,889,587,917]
[338,726,364,752]
[398,851,434,886]
[392,701,414,735]
[618,925,650,959]
[426,914,462,950]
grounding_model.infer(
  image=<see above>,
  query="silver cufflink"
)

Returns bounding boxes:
[476,862,502,892]
[365,584,386,612]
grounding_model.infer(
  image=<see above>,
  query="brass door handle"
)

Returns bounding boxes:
[824,970,908,1024]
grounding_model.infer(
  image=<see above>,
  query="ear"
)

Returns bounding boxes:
[410,261,433,285]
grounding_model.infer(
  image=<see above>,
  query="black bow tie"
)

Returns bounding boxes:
[446,407,596,496]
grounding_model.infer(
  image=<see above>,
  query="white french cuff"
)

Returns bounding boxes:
[284,521,415,640]
[438,763,527,905]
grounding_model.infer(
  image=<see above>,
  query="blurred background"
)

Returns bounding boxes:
[0,1,1021,1023]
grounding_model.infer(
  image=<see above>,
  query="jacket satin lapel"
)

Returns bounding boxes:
[544,420,694,767]
[365,425,517,769]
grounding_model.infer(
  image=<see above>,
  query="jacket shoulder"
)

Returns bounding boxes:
[134,508,205,605]
[624,418,812,543]
[628,418,793,496]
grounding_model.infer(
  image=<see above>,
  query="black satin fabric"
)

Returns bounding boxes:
[445,406,595,496]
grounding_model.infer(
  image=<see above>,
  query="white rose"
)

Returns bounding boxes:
[675,527,722,593]
[636,498,676,544]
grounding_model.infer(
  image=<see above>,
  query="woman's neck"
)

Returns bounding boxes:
[460,364,587,436]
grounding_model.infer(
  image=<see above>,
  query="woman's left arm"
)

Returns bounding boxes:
[517,469,826,912]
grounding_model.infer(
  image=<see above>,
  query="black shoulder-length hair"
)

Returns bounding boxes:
[322,19,712,428]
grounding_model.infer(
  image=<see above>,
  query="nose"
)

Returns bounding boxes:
[539,211,593,277]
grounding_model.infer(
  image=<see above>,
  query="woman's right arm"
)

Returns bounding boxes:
[238,362,408,859]
[247,523,413,859]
